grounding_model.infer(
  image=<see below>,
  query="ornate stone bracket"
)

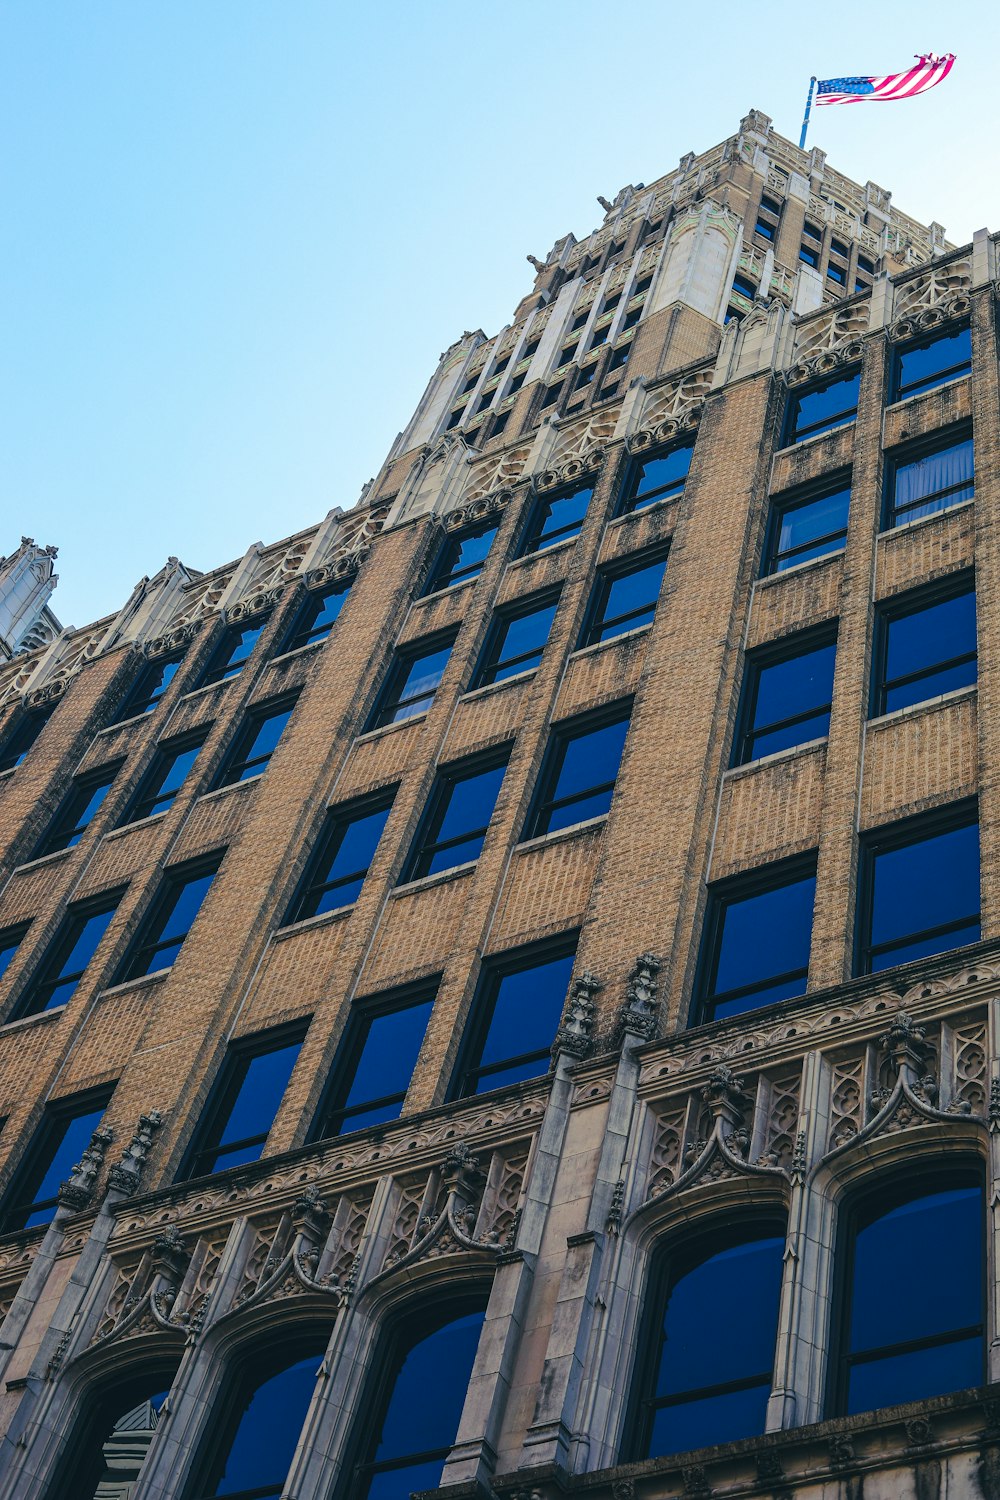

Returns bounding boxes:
[615,953,662,1046]
[107,1112,163,1197]
[56,1126,115,1213]
[786,337,865,387]
[445,489,511,532]
[551,972,602,1063]
[145,620,202,659]
[76,1226,195,1363]
[536,451,605,491]
[225,1187,350,1319]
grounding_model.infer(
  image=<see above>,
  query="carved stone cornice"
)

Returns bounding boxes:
[225,585,285,624]
[145,620,201,659]
[786,337,865,387]
[888,290,971,344]
[445,488,512,532]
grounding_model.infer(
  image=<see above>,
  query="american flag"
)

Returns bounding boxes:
[815,53,955,107]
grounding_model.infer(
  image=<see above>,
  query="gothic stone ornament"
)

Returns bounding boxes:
[372,1142,513,1285]
[145,619,201,659]
[225,584,285,625]
[445,488,511,532]
[226,1186,350,1317]
[616,952,663,1044]
[551,971,602,1061]
[56,1125,114,1212]
[106,1112,163,1196]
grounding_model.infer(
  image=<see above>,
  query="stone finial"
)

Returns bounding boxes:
[551,971,603,1061]
[107,1111,163,1196]
[617,953,662,1043]
[151,1224,189,1284]
[879,1010,930,1077]
[291,1184,331,1241]
[441,1141,484,1200]
[701,1064,749,1130]
[57,1125,114,1212]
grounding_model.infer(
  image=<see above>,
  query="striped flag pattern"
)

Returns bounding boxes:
[815,53,955,107]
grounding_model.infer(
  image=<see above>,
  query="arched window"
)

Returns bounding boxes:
[47,1364,177,1500]
[346,1302,485,1498]
[835,1175,984,1416]
[628,1226,785,1458]
[191,1332,329,1499]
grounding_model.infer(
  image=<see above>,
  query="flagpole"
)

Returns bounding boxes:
[799,76,816,150]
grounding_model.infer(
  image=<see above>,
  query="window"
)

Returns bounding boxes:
[402,752,510,881]
[526,704,630,838]
[14,892,122,1018]
[193,1335,329,1500]
[885,431,974,528]
[519,480,594,555]
[445,405,465,431]
[582,552,667,646]
[697,859,816,1021]
[523,338,540,360]
[284,791,395,923]
[799,243,820,268]
[50,1369,176,1500]
[732,273,757,300]
[474,592,559,686]
[0,1087,114,1231]
[474,390,493,416]
[281,582,351,653]
[575,365,596,391]
[35,763,121,856]
[803,221,822,243]
[124,731,207,823]
[0,923,29,986]
[540,382,562,409]
[556,342,577,369]
[493,353,510,375]
[346,1305,485,1499]
[734,632,837,764]
[116,654,183,720]
[856,804,979,974]
[453,940,576,1095]
[634,273,653,295]
[199,617,269,686]
[765,480,851,573]
[857,254,875,276]
[827,262,846,286]
[115,856,222,982]
[835,1177,983,1416]
[602,291,622,314]
[785,368,860,444]
[181,1023,306,1179]
[0,706,54,773]
[622,304,643,330]
[367,633,455,730]
[754,195,780,240]
[589,324,610,349]
[872,579,976,716]
[629,1227,784,1457]
[830,237,849,259]
[508,368,526,395]
[570,310,588,332]
[607,340,632,371]
[893,323,971,402]
[724,306,744,326]
[618,440,693,514]
[489,408,511,439]
[212,694,298,787]
[461,373,478,395]
[312,983,434,1136]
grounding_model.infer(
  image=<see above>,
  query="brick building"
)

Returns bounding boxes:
[0,107,996,1498]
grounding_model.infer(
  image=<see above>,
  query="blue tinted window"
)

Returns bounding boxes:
[356,1310,485,1498]
[475,597,558,686]
[319,992,433,1135]
[371,639,454,728]
[118,655,182,720]
[120,864,220,980]
[620,443,693,513]
[520,484,593,554]
[768,485,850,573]
[2,1094,112,1231]
[895,325,971,402]
[786,370,860,443]
[876,585,976,715]
[0,925,27,985]
[459,947,576,1095]
[19,899,121,1016]
[283,584,350,653]
[127,735,206,822]
[216,698,297,786]
[202,621,268,685]
[429,522,500,593]
[889,436,974,527]
[186,1031,304,1178]
[701,868,815,1021]
[584,557,667,646]
[405,758,508,881]
[37,766,119,855]
[207,1346,326,1499]
[0,707,54,772]
[528,711,630,837]
[287,796,394,923]
[636,1233,783,1457]
[736,639,836,764]
[842,1185,983,1415]
[861,813,979,974]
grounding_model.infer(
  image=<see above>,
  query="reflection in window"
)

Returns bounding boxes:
[872,580,976,716]
[284,793,395,923]
[351,1307,485,1498]
[125,732,207,823]
[427,520,500,594]
[182,1025,306,1179]
[474,593,559,687]
[116,857,222,981]
[0,705,55,772]
[526,707,630,838]
[857,806,979,974]
[785,370,860,444]
[57,1374,175,1500]
[0,1088,113,1231]
[454,942,576,1095]
[16,894,122,1017]
[200,619,270,686]
[582,554,667,645]
[313,986,434,1136]
[838,1181,983,1415]
[698,862,816,1021]
[631,1230,784,1457]
[116,654,183,720]
[765,482,850,573]
[35,763,121,855]
[886,434,974,528]
[618,441,693,514]
[403,754,509,881]
[368,635,455,729]
[213,695,298,787]
[519,482,594,554]
[0,923,29,986]
[893,324,971,403]
[281,582,351,654]
[734,634,837,764]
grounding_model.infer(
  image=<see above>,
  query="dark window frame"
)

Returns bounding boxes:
[870,572,976,719]
[179,1018,309,1182]
[732,625,837,767]
[617,438,694,516]
[279,581,352,655]
[0,921,31,988]
[282,787,397,926]
[366,628,458,732]
[309,977,438,1140]
[114,852,224,985]
[783,368,861,446]
[449,931,578,1100]
[580,547,669,648]
[472,587,561,689]
[34,761,123,857]
[211,691,300,789]
[0,706,55,774]
[12,889,125,1021]
[854,799,980,977]
[763,473,852,575]
[523,698,632,841]
[882,424,974,530]
[891,322,971,404]
[694,853,817,1025]
[198,614,272,688]
[123,728,209,824]
[400,745,512,884]
[115,652,185,722]
[517,479,596,557]
[0,1083,116,1233]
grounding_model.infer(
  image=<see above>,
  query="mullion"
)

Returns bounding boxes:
[468,1044,549,1086]
[649,1368,772,1412]
[595,597,657,638]
[775,523,848,566]
[485,642,543,681]
[192,1128,268,1173]
[882,649,976,700]
[361,1443,451,1479]
[797,405,857,440]
[847,1322,982,1370]
[866,912,978,965]
[420,823,490,863]
[333,1086,408,1130]
[306,865,370,904]
[898,358,970,400]
[891,476,973,523]
[540,776,616,825]
[706,962,809,1010]
[746,701,830,757]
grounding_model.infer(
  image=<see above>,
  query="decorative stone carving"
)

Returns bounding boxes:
[617,953,662,1044]
[445,489,511,533]
[307,501,391,585]
[552,971,602,1061]
[628,366,713,452]
[953,1019,987,1114]
[225,584,285,625]
[107,1112,163,1197]
[145,620,201,660]
[647,1104,686,1198]
[172,568,237,628]
[892,255,971,327]
[605,1178,626,1236]
[57,1125,114,1212]
[538,405,619,489]
[463,442,531,503]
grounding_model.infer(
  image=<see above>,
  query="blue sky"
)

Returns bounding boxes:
[2,2,995,626]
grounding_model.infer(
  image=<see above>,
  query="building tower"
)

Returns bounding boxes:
[0,109,996,1499]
